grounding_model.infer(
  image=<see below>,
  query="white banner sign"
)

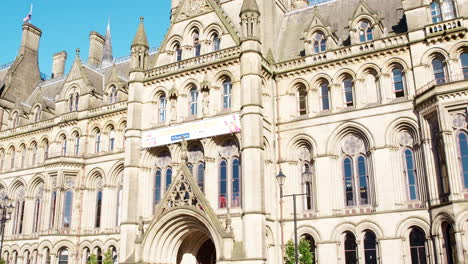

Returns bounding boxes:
[142,114,241,148]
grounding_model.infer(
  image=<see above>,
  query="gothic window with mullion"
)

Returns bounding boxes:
[187,143,205,192]
[297,143,315,211]
[153,150,172,207]
[218,139,241,209]
[297,84,308,116]
[452,113,468,190]
[399,131,420,201]
[341,134,373,207]
[430,0,456,23]
[94,178,104,229]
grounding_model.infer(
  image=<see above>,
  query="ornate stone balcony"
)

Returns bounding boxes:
[88,101,127,118]
[425,17,465,36]
[145,47,240,79]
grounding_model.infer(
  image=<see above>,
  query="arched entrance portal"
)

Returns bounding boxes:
[177,230,216,264]
[142,208,223,264]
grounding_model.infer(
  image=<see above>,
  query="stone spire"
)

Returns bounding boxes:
[102,19,114,65]
[132,17,149,49]
[240,0,260,15]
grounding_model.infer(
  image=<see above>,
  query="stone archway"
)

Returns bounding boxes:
[176,229,216,264]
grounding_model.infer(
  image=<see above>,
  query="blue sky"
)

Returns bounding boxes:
[0,0,171,76]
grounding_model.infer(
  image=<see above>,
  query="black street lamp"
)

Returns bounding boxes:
[276,167,313,264]
[0,195,14,261]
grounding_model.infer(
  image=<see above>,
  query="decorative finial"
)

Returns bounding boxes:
[140,16,144,23]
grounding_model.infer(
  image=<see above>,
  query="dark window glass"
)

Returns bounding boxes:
[190,88,198,116]
[176,46,182,61]
[223,80,232,109]
[392,68,405,97]
[219,160,227,208]
[344,232,357,264]
[33,199,40,232]
[461,53,468,80]
[431,1,443,23]
[165,168,172,191]
[364,231,378,264]
[442,222,456,264]
[409,227,427,264]
[63,191,73,228]
[343,79,354,107]
[95,191,103,228]
[298,88,308,116]
[344,157,355,206]
[154,170,161,204]
[432,58,446,84]
[459,132,468,188]
[320,82,330,111]
[404,149,419,200]
[213,34,221,51]
[357,156,369,205]
[197,163,205,192]
[232,159,241,207]
[50,191,56,228]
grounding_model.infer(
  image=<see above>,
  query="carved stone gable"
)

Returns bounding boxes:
[177,0,213,22]
[165,174,204,211]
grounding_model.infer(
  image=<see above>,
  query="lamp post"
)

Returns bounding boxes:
[276,168,313,264]
[0,195,14,261]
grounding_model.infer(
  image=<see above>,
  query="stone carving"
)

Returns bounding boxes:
[138,216,145,236]
[177,0,213,21]
[400,131,414,146]
[188,145,204,163]
[156,151,171,167]
[452,113,467,129]
[65,177,75,188]
[36,183,44,198]
[298,147,311,161]
[96,178,104,189]
[342,135,364,155]
[165,174,203,211]
[0,189,6,200]
[219,141,239,158]
[16,186,25,201]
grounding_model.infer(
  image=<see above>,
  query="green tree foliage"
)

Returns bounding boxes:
[284,238,314,264]
[0,259,6,264]
[103,250,113,264]
[87,254,97,264]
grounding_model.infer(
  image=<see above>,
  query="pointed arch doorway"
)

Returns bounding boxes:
[177,229,216,264]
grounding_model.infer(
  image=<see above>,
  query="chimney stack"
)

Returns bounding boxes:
[88,31,105,66]
[19,23,42,55]
[52,51,67,78]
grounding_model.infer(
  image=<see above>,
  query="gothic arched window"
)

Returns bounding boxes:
[193,30,201,57]
[302,234,316,264]
[432,55,447,84]
[32,184,43,233]
[364,230,378,264]
[392,66,406,98]
[61,136,67,156]
[197,163,205,192]
[313,31,326,53]
[457,131,468,189]
[223,78,232,109]
[69,94,74,112]
[109,129,116,151]
[95,130,101,153]
[342,135,371,206]
[9,147,15,170]
[442,0,456,20]
[63,190,73,228]
[189,87,198,116]
[43,140,49,160]
[175,44,182,62]
[116,179,123,226]
[13,188,26,234]
[461,52,468,80]
[50,190,57,228]
[73,133,80,156]
[441,221,456,264]
[212,32,221,51]
[232,158,241,207]
[31,143,38,166]
[297,85,308,116]
[74,93,79,111]
[34,106,41,122]
[358,20,373,43]
[159,94,167,122]
[165,168,172,191]
[219,160,227,208]
[20,146,26,169]
[154,169,162,204]
[109,86,118,104]
[58,248,69,264]
[319,80,330,111]
[403,147,419,200]
[344,232,357,264]
[343,77,354,107]
[95,190,103,228]
[409,227,427,264]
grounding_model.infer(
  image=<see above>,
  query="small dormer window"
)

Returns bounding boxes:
[313,32,326,53]
[359,20,373,43]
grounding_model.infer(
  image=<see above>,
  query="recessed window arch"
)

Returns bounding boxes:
[192,29,201,57]
[392,64,406,98]
[296,84,308,116]
[72,132,80,156]
[19,145,26,169]
[431,54,448,84]
[218,139,241,209]
[75,92,79,111]
[13,187,26,234]
[11,111,19,129]
[398,128,420,200]
[211,31,221,52]
[457,131,468,189]
[296,142,315,211]
[460,52,468,80]
[318,79,331,111]
[94,129,102,153]
[313,31,326,53]
[109,85,118,104]
[342,75,355,107]
[222,77,232,109]
[363,230,378,264]
[154,169,162,205]
[301,234,316,264]
[158,92,167,123]
[409,226,428,264]
[95,184,103,228]
[431,0,456,23]
[42,139,50,160]
[32,183,43,233]
[63,190,73,228]
[165,167,173,191]
[189,85,199,116]
[9,146,15,169]
[341,134,372,207]
[50,189,57,228]
[344,232,358,264]
[60,134,67,156]
[188,143,205,192]
[58,248,69,264]
[154,149,172,207]
[219,159,228,208]
[31,142,38,166]
[358,20,373,43]
[0,149,5,171]
[173,42,182,62]
[108,127,116,151]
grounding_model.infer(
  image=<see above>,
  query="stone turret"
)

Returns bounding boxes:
[240,0,261,40]
[130,17,149,71]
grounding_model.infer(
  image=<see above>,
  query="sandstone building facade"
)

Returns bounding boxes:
[0,0,467,263]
